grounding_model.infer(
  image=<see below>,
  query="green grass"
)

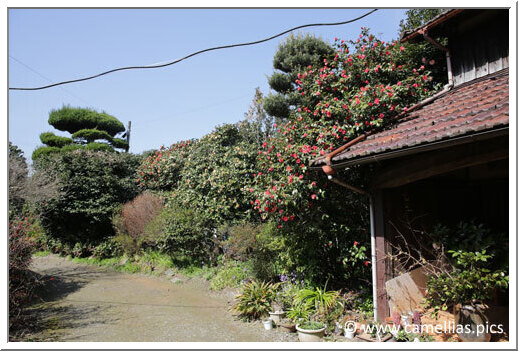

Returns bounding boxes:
[62,250,251,291]
[33,250,51,257]
[70,252,184,276]
[209,261,252,290]
[177,265,217,280]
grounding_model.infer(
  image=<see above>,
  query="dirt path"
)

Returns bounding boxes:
[28,255,297,342]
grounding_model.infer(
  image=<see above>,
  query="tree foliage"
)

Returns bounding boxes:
[263,33,335,120]
[39,132,74,148]
[398,9,444,33]
[9,142,28,215]
[252,29,436,222]
[398,9,448,87]
[33,106,128,160]
[49,105,125,136]
[72,128,113,143]
[37,150,140,244]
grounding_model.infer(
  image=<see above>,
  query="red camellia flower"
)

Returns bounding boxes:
[354,241,358,246]
[364,261,370,266]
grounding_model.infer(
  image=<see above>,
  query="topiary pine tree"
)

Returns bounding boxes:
[33,106,129,160]
[263,33,336,120]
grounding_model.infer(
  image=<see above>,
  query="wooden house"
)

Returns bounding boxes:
[311,9,509,322]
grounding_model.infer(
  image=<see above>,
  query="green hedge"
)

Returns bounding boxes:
[40,132,73,147]
[37,150,140,244]
[49,106,125,136]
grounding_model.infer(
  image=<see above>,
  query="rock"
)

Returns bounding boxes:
[165,269,175,277]
[171,277,183,284]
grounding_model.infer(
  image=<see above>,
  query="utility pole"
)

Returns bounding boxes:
[126,121,131,153]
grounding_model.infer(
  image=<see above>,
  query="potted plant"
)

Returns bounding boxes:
[232,280,280,321]
[268,301,286,323]
[296,321,326,342]
[424,250,508,342]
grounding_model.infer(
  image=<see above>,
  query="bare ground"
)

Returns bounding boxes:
[23,255,297,342]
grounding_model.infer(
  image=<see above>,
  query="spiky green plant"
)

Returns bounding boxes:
[233,280,279,320]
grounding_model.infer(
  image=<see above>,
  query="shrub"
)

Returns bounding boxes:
[92,238,123,259]
[40,132,73,147]
[221,221,286,282]
[221,223,258,261]
[71,242,93,258]
[137,140,195,191]
[9,143,28,216]
[252,29,436,223]
[233,280,280,320]
[49,105,125,136]
[295,284,340,312]
[154,203,215,263]
[36,150,140,244]
[9,218,36,313]
[424,250,509,317]
[113,192,164,255]
[210,261,252,290]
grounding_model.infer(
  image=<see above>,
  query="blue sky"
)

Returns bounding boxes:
[9,8,407,159]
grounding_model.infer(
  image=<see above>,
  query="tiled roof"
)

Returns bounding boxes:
[316,70,509,166]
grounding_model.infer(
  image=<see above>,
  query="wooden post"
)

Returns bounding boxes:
[126,121,131,153]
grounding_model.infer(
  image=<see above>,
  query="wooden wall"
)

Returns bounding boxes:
[449,10,509,85]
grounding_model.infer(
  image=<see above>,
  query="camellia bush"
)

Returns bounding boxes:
[137,139,195,191]
[139,123,261,226]
[252,28,438,222]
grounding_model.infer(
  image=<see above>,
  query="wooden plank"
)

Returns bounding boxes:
[386,266,430,315]
[372,136,508,189]
[474,36,489,78]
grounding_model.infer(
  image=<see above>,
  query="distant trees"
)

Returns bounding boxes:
[398,9,448,87]
[263,34,335,120]
[9,141,60,217]
[32,106,129,160]
[398,9,444,33]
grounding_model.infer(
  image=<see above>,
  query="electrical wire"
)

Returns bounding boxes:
[9,9,377,91]
[9,55,91,104]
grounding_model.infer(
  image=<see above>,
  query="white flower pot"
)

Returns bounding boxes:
[344,329,356,339]
[263,319,273,330]
[268,311,285,323]
[296,324,326,342]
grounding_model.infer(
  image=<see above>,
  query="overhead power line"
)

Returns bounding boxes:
[9,55,91,104]
[9,9,377,91]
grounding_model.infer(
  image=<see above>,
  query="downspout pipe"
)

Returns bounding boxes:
[420,27,454,86]
[369,196,378,322]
